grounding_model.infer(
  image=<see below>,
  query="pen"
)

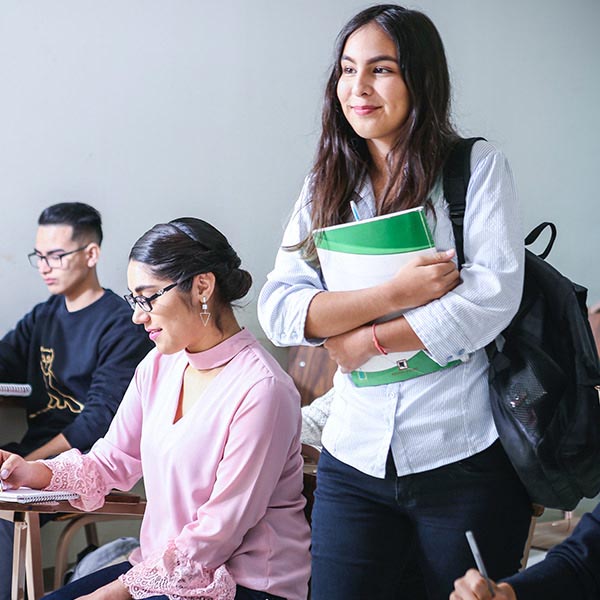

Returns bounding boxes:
[350,200,360,221]
[465,530,495,598]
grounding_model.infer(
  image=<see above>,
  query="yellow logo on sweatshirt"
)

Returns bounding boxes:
[29,346,84,418]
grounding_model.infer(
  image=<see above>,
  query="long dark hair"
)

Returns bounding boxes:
[302,4,458,257]
[129,218,252,310]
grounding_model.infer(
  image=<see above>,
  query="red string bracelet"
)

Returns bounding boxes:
[372,323,388,355]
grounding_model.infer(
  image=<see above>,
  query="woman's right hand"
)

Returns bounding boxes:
[0,450,52,490]
[380,249,460,310]
[305,249,460,341]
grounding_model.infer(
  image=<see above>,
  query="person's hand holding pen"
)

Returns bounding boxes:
[450,569,517,600]
[451,531,516,600]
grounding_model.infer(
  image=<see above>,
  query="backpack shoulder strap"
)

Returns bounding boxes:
[525,221,557,259]
[443,137,485,265]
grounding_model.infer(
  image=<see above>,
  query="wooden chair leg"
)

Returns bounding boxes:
[520,503,546,570]
[83,522,99,547]
[12,518,27,600]
[53,515,141,590]
[24,513,44,600]
[531,510,580,551]
[54,515,101,590]
[520,514,538,571]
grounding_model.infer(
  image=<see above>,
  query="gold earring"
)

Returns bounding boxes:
[200,296,211,326]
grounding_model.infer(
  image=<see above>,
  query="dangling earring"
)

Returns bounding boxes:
[200,296,211,326]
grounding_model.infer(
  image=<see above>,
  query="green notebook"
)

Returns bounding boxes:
[313,207,461,387]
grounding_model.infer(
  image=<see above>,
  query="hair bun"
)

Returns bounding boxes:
[220,267,252,303]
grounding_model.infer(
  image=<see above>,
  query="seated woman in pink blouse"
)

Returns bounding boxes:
[0,218,311,600]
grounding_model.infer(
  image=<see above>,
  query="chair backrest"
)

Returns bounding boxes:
[287,345,334,524]
[287,345,337,406]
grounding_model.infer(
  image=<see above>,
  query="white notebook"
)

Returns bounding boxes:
[313,207,461,386]
[0,487,79,504]
[0,383,32,397]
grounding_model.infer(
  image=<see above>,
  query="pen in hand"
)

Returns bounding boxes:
[465,530,495,598]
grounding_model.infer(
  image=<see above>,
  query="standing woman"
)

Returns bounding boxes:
[258,5,531,600]
[0,218,311,600]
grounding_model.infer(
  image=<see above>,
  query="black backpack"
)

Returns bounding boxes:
[443,137,600,510]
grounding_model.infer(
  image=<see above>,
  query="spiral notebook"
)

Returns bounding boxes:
[0,487,79,504]
[0,383,32,397]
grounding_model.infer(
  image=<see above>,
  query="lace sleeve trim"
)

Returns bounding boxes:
[41,449,108,512]
[119,540,236,600]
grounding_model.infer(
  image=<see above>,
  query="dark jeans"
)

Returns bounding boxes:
[42,561,286,600]
[310,441,532,600]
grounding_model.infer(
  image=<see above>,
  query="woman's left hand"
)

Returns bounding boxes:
[324,326,375,372]
[76,579,132,600]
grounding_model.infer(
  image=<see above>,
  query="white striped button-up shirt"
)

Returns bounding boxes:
[258,140,524,478]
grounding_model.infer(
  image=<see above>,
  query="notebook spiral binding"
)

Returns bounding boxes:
[0,383,32,397]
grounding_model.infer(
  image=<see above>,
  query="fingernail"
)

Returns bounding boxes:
[445,249,455,256]
[0,469,8,479]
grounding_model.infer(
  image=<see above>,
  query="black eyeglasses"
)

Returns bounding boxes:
[123,282,178,313]
[27,245,90,269]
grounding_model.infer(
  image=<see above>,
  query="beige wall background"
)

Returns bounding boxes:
[0,0,598,567]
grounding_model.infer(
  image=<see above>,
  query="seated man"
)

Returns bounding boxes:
[450,502,600,600]
[0,202,152,600]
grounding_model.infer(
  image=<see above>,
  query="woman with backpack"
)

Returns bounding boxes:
[258,5,532,599]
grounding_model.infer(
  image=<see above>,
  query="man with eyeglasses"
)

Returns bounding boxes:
[0,202,151,600]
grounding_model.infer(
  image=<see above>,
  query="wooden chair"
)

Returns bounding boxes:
[287,345,337,407]
[51,491,145,589]
[0,492,145,600]
[286,345,336,525]
[520,503,546,569]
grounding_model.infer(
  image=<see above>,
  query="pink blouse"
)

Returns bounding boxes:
[44,328,311,600]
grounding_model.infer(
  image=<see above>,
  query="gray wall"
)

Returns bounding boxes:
[1,0,599,337]
[0,0,598,562]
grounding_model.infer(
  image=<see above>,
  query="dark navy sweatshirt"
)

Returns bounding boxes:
[0,290,152,455]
